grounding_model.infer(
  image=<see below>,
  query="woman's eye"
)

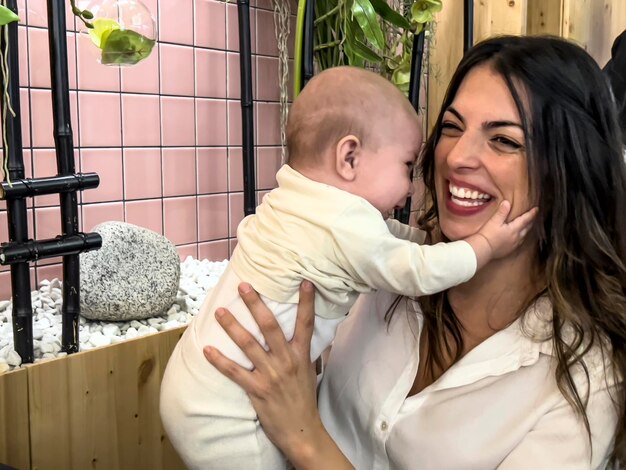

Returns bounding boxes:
[491,136,524,152]
[440,121,462,135]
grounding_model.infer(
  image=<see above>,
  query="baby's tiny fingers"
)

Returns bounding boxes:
[508,206,538,231]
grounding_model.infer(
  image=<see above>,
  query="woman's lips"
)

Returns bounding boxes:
[444,180,494,216]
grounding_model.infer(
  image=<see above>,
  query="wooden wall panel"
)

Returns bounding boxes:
[526,0,563,35]
[474,0,528,41]
[427,0,464,131]
[563,0,626,66]
[0,367,30,470]
[27,327,186,470]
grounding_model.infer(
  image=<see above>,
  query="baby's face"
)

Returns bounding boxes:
[355,113,423,216]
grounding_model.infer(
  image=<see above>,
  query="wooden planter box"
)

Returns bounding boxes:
[0,327,187,470]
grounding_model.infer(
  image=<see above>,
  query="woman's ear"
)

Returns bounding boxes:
[335,135,361,181]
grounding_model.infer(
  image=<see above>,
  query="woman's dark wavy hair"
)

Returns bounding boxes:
[415,35,626,464]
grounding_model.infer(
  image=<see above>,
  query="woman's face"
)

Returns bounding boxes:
[434,64,532,242]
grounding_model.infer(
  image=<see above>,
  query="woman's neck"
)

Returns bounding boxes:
[447,243,544,346]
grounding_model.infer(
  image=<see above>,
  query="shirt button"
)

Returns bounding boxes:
[380,421,388,431]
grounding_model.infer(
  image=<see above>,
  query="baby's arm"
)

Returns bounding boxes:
[331,200,536,297]
[465,201,538,271]
[385,218,426,244]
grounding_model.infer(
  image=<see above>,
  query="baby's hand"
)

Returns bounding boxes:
[466,201,538,270]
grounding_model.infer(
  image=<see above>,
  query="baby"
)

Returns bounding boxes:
[160,66,536,469]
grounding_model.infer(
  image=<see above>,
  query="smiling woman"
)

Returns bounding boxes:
[203,35,626,470]
[434,64,530,241]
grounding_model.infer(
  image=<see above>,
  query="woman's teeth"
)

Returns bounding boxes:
[449,182,492,207]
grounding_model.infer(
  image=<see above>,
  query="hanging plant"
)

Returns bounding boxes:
[0,2,19,186]
[73,0,156,66]
[294,0,442,95]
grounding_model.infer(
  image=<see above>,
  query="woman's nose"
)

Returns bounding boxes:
[444,132,483,170]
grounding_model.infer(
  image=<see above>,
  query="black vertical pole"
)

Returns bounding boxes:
[237,0,256,216]
[301,0,315,90]
[47,0,81,352]
[2,0,34,363]
[394,30,425,224]
[463,0,473,52]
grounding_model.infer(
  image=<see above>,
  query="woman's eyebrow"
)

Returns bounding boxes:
[444,106,464,123]
[484,120,523,130]
[445,106,523,130]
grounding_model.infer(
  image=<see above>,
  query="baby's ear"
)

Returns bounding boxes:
[335,135,360,181]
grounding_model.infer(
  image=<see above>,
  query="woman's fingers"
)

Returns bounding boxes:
[212,307,274,374]
[293,280,315,357]
[203,344,258,394]
[237,282,291,357]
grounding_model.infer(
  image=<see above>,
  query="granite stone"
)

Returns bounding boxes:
[80,221,180,321]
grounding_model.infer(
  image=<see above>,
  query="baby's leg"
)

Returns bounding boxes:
[160,328,287,469]
[160,266,292,469]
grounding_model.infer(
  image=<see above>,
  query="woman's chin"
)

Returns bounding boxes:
[439,220,485,242]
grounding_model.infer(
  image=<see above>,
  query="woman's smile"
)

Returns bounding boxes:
[445,179,494,215]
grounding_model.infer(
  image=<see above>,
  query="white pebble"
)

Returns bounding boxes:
[7,349,22,366]
[102,324,121,337]
[137,325,151,337]
[89,332,111,348]
[125,327,138,340]
[0,259,228,370]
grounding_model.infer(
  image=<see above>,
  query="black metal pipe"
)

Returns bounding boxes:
[463,0,474,52]
[0,173,99,199]
[0,233,102,265]
[301,0,315,89]
[237,0,256,216]
[394,30,425,224]
[47,0,82,353]
[1,0,34,363]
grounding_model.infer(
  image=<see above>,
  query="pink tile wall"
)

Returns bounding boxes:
[0,0,293,299]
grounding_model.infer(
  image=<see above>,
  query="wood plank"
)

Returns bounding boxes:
[427,0,464,131]
[0,367,30,470]
[563,0,626,66]
[28,326,186,470]
[474,0,528,42]
[526,0,563,35]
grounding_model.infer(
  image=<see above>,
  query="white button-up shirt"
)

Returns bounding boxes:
[318,290,619,469]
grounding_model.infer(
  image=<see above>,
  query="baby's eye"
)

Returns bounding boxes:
[491,136,524,152]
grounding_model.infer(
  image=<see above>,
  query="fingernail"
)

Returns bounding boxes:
[215,308,224,319]
[203,346,214,359]
[239,282,252,293]
[302,280,314,291]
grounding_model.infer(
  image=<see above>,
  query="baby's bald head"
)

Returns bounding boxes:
[286,66,417,171]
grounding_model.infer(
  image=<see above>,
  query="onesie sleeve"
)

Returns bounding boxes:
[331,202,477,296]
[385,218,427,244]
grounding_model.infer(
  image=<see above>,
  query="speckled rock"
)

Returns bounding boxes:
[80,222,180,321]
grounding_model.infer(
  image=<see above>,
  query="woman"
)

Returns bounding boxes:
[205,36,626,468]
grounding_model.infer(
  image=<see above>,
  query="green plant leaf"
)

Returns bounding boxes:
[0,5,19,26]
[369,0,410,30]
[344,41,365,67]
[88,18,120,49]
[100,29,155,66]
[391,62,411,89]
[410,0,442,24]
[351,0,385,50]
[348,34,383,62]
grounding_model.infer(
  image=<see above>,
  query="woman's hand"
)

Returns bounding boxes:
[203,281,334,467]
